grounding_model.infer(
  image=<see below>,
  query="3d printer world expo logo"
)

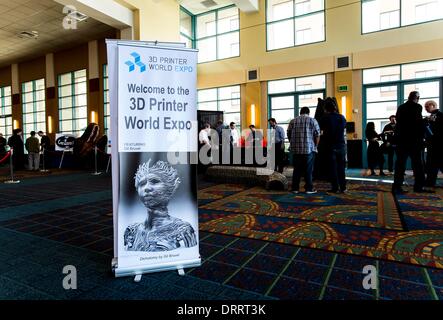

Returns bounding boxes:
[125,52,146,73]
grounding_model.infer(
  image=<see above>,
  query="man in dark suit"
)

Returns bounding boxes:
[392,91,430,194]
[424,100,443,187]
[7,128,25,170]
[0,133,7,158]
[320,98,347,193]
[38,131,51,169]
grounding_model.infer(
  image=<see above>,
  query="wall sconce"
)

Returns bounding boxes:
[48,116,53,134]
[341,96,347,118]
[250,104,255,125]
[13,120,19,129]
[91,111,97,123]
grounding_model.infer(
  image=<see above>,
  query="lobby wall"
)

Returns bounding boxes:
[196,0,443,135]
[0,35,114,142]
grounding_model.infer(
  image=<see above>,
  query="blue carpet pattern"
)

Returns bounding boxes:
[0,172,442,300]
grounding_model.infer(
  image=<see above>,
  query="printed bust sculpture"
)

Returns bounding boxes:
[124,159,197,252]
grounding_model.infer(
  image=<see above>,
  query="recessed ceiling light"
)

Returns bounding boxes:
[201,0,218,8]
[18,31,39,39]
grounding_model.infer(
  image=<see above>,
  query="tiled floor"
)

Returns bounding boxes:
[0,171,442,300]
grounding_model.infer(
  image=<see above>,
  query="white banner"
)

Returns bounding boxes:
[117,44,197,152]
[107,40,200,277]
[55,133,76,151]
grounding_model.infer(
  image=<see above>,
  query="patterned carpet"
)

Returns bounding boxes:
[0,172,442,300]
[198,183,443,269]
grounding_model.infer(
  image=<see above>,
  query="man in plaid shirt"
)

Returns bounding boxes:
[287,107,320,193]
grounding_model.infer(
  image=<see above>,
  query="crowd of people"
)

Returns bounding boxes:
[0,129,51,171]
[198,97,348,193]
[199,90,442,194]
[365,91,442,193]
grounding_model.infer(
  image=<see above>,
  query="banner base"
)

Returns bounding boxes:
[113,257,201,278]
[4,180,20,184]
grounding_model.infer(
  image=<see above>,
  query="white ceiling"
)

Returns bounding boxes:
[0,0,116,67]
[179,0,235,15]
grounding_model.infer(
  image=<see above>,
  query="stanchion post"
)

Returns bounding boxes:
[92,145,102,176]
[4,148,20,184]
[40,148,49,173]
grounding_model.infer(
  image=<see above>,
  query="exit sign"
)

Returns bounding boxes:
[338,85,348,92]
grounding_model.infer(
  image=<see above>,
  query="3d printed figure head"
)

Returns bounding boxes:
[124,159,197,252]
[135,160,180,209]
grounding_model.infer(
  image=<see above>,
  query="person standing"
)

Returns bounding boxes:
[25,131,40,171]
[382,115,396,173]
[245,125,256,147]
[7,128,25,170]
[424,100,443,187]
[365,122,385,176]
[287,107,320,194]
[268,118,286,173]
[0,133,6,158]
[198,123,212,173]
[228,122,240,165]
[38,131,50,151]
[245,125,264,166]
[229,122,239,147]
[320,98,347,193]
[38,131,51,169]
[392,91,429,194]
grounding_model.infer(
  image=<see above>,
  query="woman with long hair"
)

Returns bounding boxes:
[365,122,385,176]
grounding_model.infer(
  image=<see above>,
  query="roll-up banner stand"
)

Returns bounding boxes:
[106,40,200,278]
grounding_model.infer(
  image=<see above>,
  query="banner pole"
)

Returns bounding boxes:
[40,148,49,173]
[4,148,20,184]
[59,150,66,169]
[92,146,102,176]
[106,155,111,173]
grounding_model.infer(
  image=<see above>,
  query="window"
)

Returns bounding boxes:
[379,10,400,29]
[0,86,12,139]
[363,59,443,133]
[22,79,46,138]
[380,75,399,92]
[180,8,194,48]
[267,0,325,50]
[268,74,326,142]
[197,85,241,127]
[362,0,443,34]
[404,0,441,25]
[58,69,88,136]
[103,64,110,136]
[196,6,239,63]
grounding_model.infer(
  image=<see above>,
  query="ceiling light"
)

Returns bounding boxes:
[201,0,218,8]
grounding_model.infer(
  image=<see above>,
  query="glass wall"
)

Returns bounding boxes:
[267,0,325,50]
[0,86,12,139]
[22,79,46,138]
[196,6,240,63]
[180,8,194,48]
[198,85,241,126]
[58,69,88,136]
[268,74,326,140]
[362,0,443,34]
[363,59,443,133]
